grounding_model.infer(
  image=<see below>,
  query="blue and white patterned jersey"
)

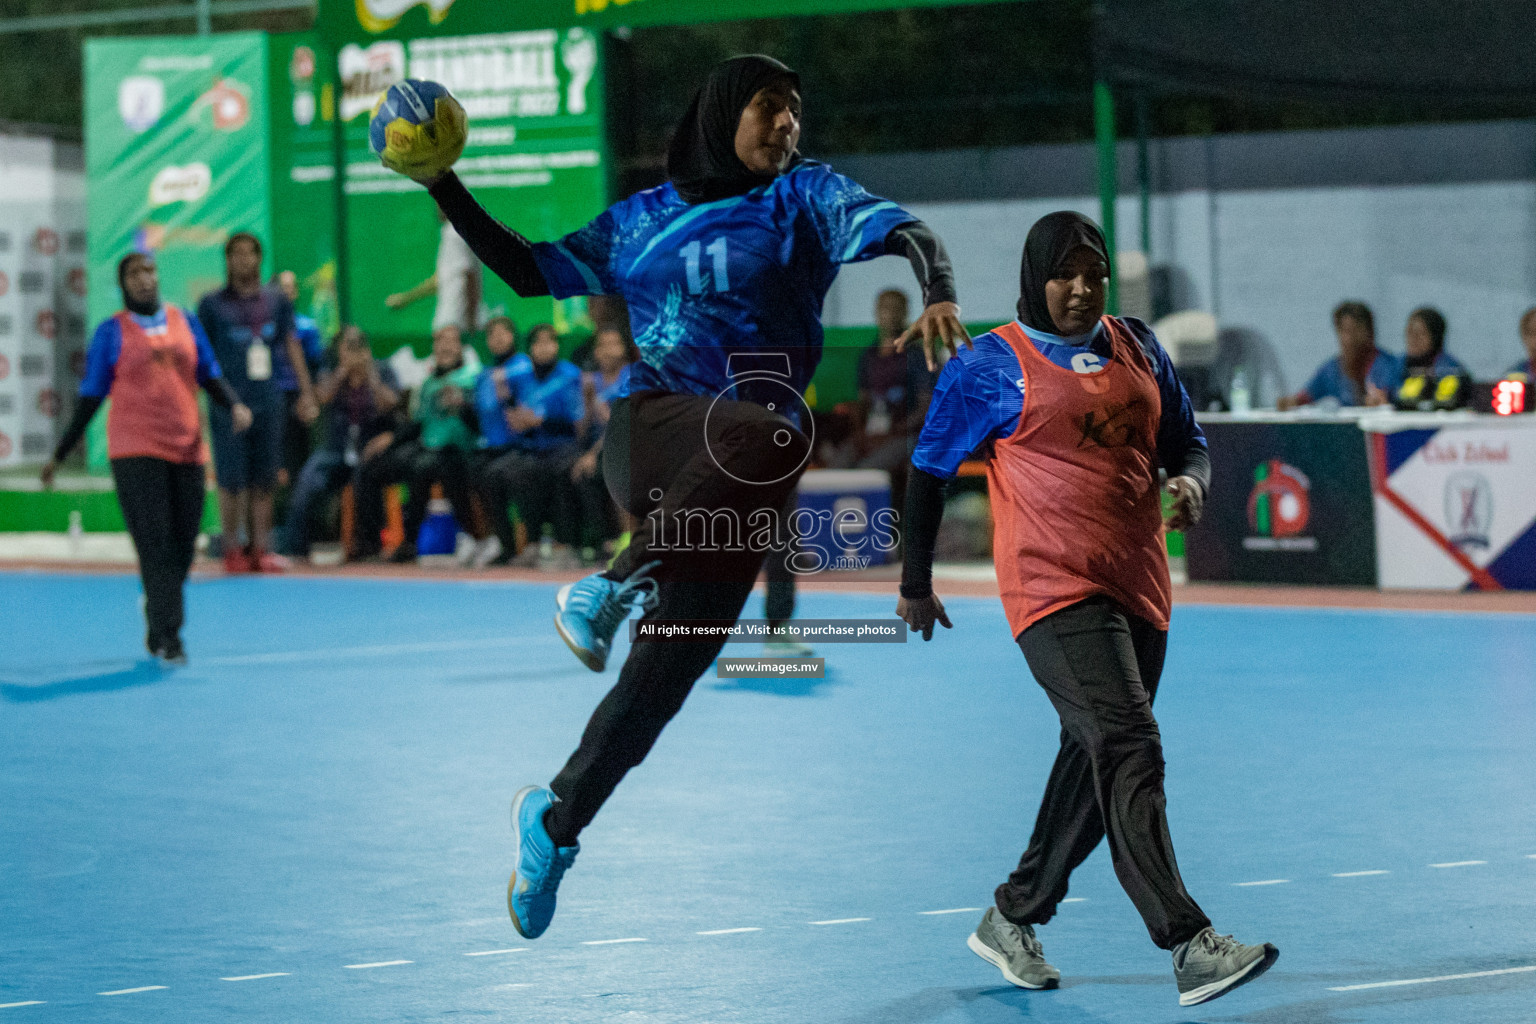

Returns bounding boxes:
[531,160,916,407]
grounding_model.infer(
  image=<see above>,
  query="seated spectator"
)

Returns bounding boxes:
[570,325,636,556]
[272,270,325,486]
[1278,301,1402,409]
[1509,307,1536,379]
[480,324,584,567]
[355,324,481,562]
[1395,306,1468,409]
[463,316,527,567]
[278,326,400,560]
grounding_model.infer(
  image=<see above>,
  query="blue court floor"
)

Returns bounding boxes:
[2,570,1534,1023]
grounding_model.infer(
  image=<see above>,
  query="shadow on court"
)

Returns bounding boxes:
[0,659,168,703]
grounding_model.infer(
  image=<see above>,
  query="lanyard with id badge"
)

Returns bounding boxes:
[243,292,274,382]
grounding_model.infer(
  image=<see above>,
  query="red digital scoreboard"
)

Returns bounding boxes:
[1492,379,1526,416]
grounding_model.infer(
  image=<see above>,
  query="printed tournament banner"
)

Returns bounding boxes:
[1365,418,1536,591]
[1184,419,1378,586]
[334,24,606,352]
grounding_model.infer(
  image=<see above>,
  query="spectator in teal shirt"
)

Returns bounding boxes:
[1280,301,1402,409]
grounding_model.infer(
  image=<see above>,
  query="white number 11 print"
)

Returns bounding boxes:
[680,237,730,294]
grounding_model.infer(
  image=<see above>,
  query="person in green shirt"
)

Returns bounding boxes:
[355,324,483,562]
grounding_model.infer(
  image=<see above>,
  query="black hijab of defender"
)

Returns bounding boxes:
[666,54,802,205]
[1016,211,1111,335]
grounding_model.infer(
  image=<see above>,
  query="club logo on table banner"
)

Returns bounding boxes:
[356,0,460,33]
[339,40,406,120]
[118,75,165,132]
[1244,459,1316,551]
[192,79,252,131]
[1442,471,1493,550]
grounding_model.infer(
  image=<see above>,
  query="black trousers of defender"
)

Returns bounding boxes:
[545,392,808,846]
[110,456,205,649]
[997,596,1211,950]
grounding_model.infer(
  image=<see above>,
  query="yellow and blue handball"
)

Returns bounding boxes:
[369,79,467,180]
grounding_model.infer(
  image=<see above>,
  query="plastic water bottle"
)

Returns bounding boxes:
[1230,368,1252,414]
[67,509,84,557]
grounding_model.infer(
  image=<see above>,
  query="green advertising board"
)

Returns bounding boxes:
[84,32,340,469]
[320,0,1016,38]
[335,26,606,355]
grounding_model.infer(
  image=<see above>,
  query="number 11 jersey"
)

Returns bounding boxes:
[531,160,917,406]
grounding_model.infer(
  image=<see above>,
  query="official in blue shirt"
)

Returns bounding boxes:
[1280,301,1402,409]
[399,54,968,936]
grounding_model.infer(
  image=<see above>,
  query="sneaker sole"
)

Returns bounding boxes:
[1178,943,1279,1006]
[507,786,542,939]
[967,933,1060,990]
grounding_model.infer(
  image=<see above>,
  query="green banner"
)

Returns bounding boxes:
[85,32,272,327]
[321,0,1017,38]
[336,26,606,355]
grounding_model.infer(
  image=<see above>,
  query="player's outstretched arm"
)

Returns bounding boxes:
[885,222,971,372]
[896,466,954,641]
[427,172,552,298]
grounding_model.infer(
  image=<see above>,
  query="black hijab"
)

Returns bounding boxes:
[1016,211,1111,334]
[667,55,801,205]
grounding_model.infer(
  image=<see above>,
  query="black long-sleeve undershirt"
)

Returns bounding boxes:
[884,221,957,308]
[428,171,551,297]
[51,377,239,465]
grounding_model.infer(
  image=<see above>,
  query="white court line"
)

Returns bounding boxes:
[1061,897,1088,903]
[810,918,871,925]
[697,927,761,935]
[1234,879,1290,886]
[1329,965,1536,992]
[343,960,412,969]
[0,1003,45,1009]
[98,986,166,996]
[581,937,647,945]
[1333,870,1390,877]
[221,973,290,981]
[1429,860,1487,868]
[1528,854,1536,860]
[918,908,983,915]
[464,948,528,957]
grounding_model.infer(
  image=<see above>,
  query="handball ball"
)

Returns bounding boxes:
[369,80,467,180]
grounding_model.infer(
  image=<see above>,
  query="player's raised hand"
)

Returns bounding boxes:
[896,592,953,641]
[894,301,970,372]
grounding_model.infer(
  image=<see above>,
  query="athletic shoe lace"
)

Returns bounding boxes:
[1194,929,1242,957]
[531,845,578,894]
[586,560,661,639]
[998,920,1043,959]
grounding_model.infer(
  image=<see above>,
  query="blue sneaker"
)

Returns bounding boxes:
[507,785,579,939]
[554,561,660,672]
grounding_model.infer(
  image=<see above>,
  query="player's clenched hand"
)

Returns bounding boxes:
[1164,475,1204,532]
[897,592,952,641]
[894,301,970,373]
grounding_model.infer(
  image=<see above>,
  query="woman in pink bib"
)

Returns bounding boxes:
[897,213,1276,1007]
[42,253,251,665]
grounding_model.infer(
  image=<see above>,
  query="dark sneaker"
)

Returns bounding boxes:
[967,907,1061,990]
[1172,927,1278,1006]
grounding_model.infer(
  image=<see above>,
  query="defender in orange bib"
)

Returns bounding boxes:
[895,212,1277,1007]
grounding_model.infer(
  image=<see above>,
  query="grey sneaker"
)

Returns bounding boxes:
[966,907,1061,990]
[1172,926,1278,1006]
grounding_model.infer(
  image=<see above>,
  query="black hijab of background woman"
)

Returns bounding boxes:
[1016,211,1111,336]
[666,54,802,205]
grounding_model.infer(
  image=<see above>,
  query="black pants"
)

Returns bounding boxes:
[355,440,473,553]
[480,442,583,551]
[998,596,1211,950]
[545,392,808,845]
[111,457,205,649]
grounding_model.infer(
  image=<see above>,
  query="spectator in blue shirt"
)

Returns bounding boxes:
[480,323,585,567]
[570,325,637,555]
[273,270,325,484]
[1279,301,1402,409]
[464,315,528,567]
[1509,308,1536,379]
[278,325,400,560]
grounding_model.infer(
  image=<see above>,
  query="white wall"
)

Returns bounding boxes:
[823,179,1536,405]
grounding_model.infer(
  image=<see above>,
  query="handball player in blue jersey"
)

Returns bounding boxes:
[394,55,968,938]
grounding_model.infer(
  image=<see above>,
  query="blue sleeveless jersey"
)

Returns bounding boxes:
[531,161,916,407]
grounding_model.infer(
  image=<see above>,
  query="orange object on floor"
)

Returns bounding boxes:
[381,485,405,553]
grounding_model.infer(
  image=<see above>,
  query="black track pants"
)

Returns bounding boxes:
[997,595,1211,950]
[111,457,205,649]
[545,392,808,845]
